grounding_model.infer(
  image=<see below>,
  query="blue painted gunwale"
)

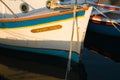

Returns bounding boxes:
[0,10,85,28]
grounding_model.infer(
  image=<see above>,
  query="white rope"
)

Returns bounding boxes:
[111,22,120,32]
[0,0,18,18]
[93,7,120,33]
[64,3,77,80]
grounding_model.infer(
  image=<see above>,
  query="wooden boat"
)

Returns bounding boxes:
[87,1,120,37]
[0,0,92,63]
[84,1,120,62]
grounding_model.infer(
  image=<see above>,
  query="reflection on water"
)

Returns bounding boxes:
[1,45,120,80]
[0,48,87,80]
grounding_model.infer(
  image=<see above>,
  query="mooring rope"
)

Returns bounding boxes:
[64,3,78,80]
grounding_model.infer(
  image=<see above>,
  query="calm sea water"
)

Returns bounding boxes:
[0,41,120,80]
[0,47,87,80]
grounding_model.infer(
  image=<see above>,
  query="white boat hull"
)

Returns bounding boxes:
[0,0,92,62]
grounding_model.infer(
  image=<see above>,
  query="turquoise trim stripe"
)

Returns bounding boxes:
[0,44,80,63]
[0,11,85,28]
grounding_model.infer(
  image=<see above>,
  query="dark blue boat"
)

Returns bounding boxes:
[88,1,120,37]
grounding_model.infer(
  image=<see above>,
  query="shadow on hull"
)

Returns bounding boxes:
[84,30,120,62]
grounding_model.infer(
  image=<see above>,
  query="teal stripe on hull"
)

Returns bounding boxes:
[0,44,80,63]
[0,11,85,28]
[88,22,120,37]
